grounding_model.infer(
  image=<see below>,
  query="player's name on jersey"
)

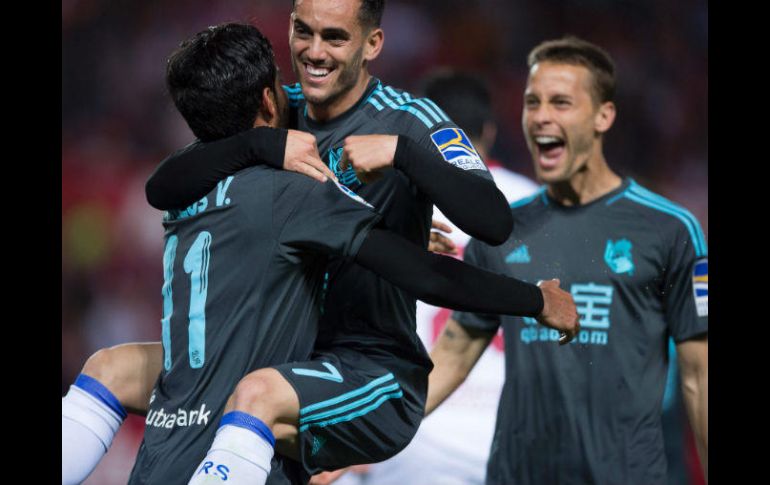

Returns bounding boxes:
[164,176,235,222]
[145,402,212,429]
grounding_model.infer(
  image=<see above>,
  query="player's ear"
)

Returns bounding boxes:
[363,27,384,62]
[594,101,616,134]
[255,86,278,128]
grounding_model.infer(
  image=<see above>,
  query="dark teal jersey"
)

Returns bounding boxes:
[128,167,379,484]
[286,77,494,383]
[454,178,708,485]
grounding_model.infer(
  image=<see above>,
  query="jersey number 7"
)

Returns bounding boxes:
[160,232,212,370]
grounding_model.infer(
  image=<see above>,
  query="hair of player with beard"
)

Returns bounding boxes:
[292,0,385,30]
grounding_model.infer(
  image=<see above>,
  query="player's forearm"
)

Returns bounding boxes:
[678,338,708,479]
[682,367,708,477]
[425,320,492,415]
[355,228,543,316]
[425,359,466,416]
[146,128,287,210]
[393,136,513,246]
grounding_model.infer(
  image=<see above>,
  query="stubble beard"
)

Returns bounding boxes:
[293,46,364,110]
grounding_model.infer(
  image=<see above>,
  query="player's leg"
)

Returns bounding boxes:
[189,349,424,485]
[62,342,162,485]
[188,367,300,485]
[279,350,424,477]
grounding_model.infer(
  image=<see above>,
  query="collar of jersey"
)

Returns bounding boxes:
[302,77,381,130]
[543,177,631,211]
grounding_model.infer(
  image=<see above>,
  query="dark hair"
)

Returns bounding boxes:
[527,36,615,104]
[358,0,385,29]
[422,69,491,139]
[292,0,384,30]
[166,23,277,141]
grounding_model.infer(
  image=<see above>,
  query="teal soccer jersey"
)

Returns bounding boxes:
[454,178,708,485]
[127,167,379,484]
[287,77,494,392]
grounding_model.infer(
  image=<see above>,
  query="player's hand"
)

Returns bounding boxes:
[285,130,337,183]
[535,279,580,345]
[339,134,398,184]
[428,220,458,255]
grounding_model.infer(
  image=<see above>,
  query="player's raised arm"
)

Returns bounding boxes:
[340,134,513,245]
[146,128,335,210]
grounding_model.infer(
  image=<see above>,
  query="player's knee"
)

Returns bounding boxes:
[228,368,299,429]
[81,346,119,391]
[230,370,278,416]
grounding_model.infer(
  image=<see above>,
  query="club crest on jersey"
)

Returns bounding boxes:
[332,180,374,209]
[429,128,486,171]
[692,258,708,317]
[604,239,635,275]
[505,244,531,264]
[328,147,363,189]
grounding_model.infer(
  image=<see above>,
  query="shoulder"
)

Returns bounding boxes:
[235,165,318,201]
[364,80,455,137]
[509,185,548,213]
[610,179,708,257]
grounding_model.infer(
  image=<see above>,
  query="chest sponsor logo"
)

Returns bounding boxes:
[505,244,531,264]
[693,258,708,317]
[429,128,486,171]
[604,238,635,275]
[328,147,363,189]
[520,282,612,346]
[145,402,211,429]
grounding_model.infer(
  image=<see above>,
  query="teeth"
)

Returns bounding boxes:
[306,65,330,77]
[535,136,562,144]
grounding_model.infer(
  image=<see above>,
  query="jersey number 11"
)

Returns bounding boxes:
[160,232,212,370]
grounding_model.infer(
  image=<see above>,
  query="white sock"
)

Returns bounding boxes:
[188,420,274,485]
[61,377,125,485]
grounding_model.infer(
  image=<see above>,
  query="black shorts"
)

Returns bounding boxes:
[272,347,427,475]
[265,454,308,485]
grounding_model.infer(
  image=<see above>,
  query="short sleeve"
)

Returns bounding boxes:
[663,218,708,342]
[415,121,494,182]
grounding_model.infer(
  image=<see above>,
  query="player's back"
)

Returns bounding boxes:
[128,165,379,484]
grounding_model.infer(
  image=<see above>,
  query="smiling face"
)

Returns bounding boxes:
[522,61,613,184]
[289,0,383,119]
